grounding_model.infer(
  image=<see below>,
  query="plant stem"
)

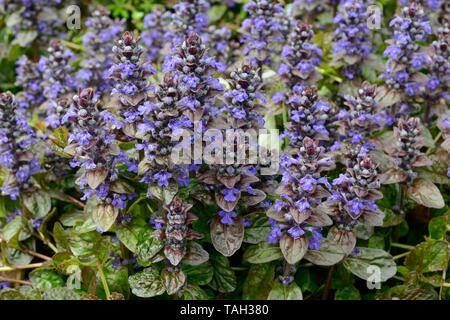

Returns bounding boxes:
[391,242,414,250]
[322,266,335,300]
[393,183,406,242]
[439,269,447,300]
[393,251,410,260]
[61,40,84,51]
[50,190,85,209]
[398,183,405,214]
[298,262,313,268]
[0,262,44,272]
[96,260,111,300]
[0,276,32,285]
[36,230,59,253]
[423,100,432,126]
[393,275,405,282]
[426,131,442,155]
[231,267,248,271]
[19,246,52,261]
[282,260,291,279]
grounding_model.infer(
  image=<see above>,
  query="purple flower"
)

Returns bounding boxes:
[221,188,240,202]
[218,210,237,225]
[382,3,431,103]
[153,171,173,187]
[299,175,317,192]
[267,219,283,244]
[32,218,42,229]
[294,197,311,213]
[0,92,39,199]
[240,0,286,66]
[109,31,154,135]
[287,226,305,239]
[63,88,126,210]
[332,0,372,79]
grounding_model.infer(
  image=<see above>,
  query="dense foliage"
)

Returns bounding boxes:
[0,0,449,300]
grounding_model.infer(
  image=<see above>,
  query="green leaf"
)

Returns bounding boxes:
[382,208,404,227]
[72,217,97,234]
[378,282,439,300]
[280,234,308,264]
[12,31,38,47]
[268,280,303,300]
[180,284,209,300]
[29,268,65,290]
[161,269,186,295]
[6,239,34,266]
[52,126,69,148]
[128,267,165,298]
[92,204,119,232]
[335,286,361,300]
[421,126,435,148]
[53,222,69,251]
[242,263,275,300]
[59,211,86,227]
[17,285,42,300]
[116,225,139,253]
[428,215,449,240]
[361,65,377,83]
[183,242,210,266]
[6,10,24,28]
[149,184,177,205]
[182,262,214,286]
[1,216,32,242]
[405,240,449,273]
[304,239,346,266]
[23,189,52,219]
[208,4,227,22]
[52,252,80,275]
[210,216,244,257]
[98,265,130,300]
[0,289,27,300]
[209,254,237,293]
[42,287,80,300]
[295,267,318,293]
[343,247,396,281]
[136,229,163,263]
[243,213,271,244]
[407,179,445,209]
[243,242,283,264]
[68,231,108,261]
[368,234,385,249]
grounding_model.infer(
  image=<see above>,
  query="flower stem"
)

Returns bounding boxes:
[19,246,52,261]
[322,266,335,300]
[0,262,44,272]
[96,260,111,300]
[36,230,59,253]
[393,251,410,260]
[0,276,32,285]
[391,242,414,250]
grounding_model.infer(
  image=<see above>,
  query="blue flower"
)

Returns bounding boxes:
[221,188,240,202]
[153,171,172,187]
[287,226,305,239]
[294,197,311,213]
[267,219,283,244]
[331,0,372,79]
[218,210,238,225]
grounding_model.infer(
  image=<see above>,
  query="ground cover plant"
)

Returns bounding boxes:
[0,0,449,300]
